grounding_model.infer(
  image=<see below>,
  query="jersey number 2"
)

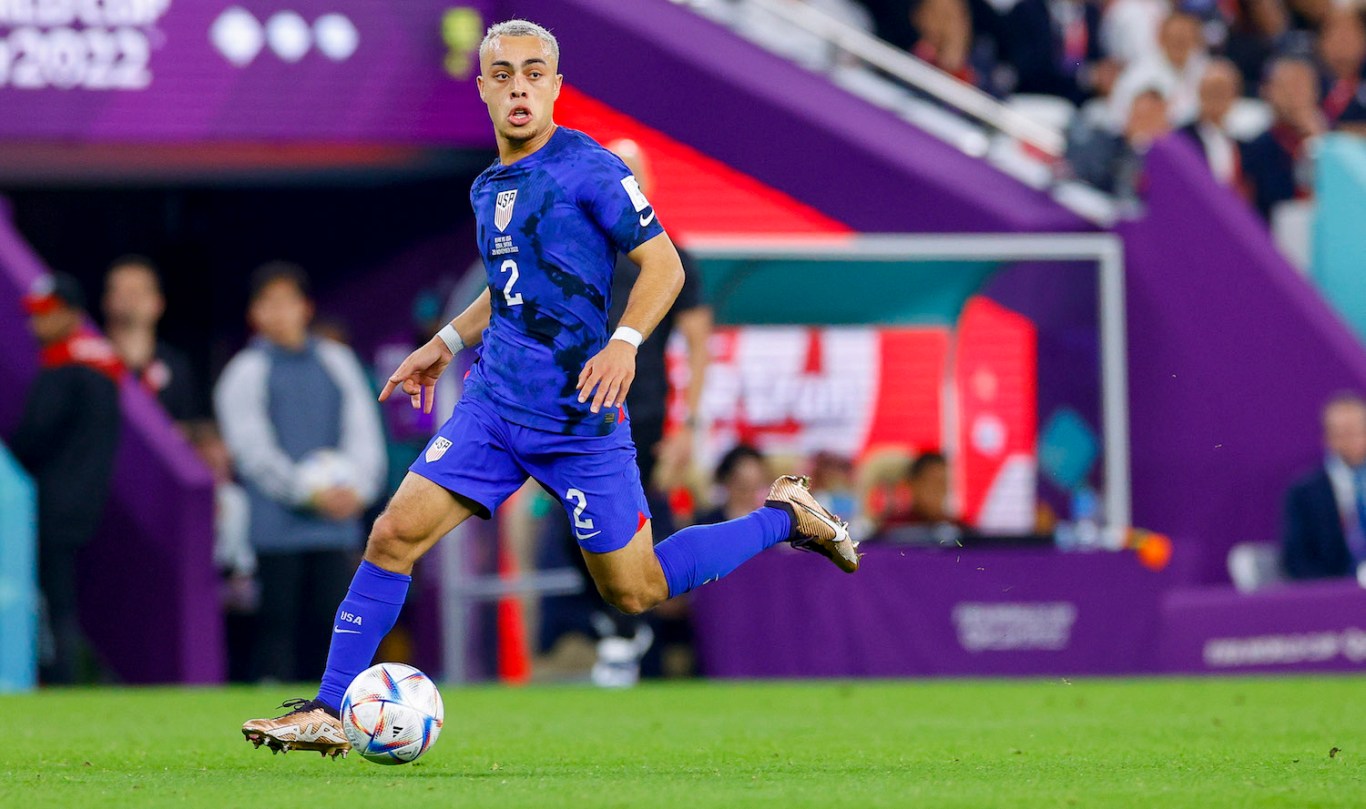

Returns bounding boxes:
[500,259,524,306]
[566,488,595,531]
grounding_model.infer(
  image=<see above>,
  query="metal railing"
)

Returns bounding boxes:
[672,0,1064,157]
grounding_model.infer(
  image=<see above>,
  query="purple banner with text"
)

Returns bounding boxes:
[0,0,496,144]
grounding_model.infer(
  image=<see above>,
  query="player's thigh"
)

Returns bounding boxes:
[401,399,530,530]
[526,426,651,558]
[370,472,480,558]
[579,518,669,612]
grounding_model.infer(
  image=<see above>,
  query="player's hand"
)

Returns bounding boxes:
[313,486,363,521]
[378,337,452,414]
[576,340,637,414]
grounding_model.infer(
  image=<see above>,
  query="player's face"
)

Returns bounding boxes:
[476,36,562,145]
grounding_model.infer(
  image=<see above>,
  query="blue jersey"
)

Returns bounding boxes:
[464,127,666,436]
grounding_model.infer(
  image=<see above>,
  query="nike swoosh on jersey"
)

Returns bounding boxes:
[639,210,656,227]
[575,529,603,541]
[333,627,362,635]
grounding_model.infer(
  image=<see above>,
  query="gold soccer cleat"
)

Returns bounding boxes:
[766,475,860,573]
[242,698,350,759]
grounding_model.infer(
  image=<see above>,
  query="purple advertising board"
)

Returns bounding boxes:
[1159,582,1366,674]
[0,0,496,144]
[690,545,1173,678]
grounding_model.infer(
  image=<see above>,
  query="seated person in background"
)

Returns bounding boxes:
[1066,84,1171,201]
[695,445,771,526]
[102,255,202,426]
[1242,55,1324,220]
[1179,59,1247,188]
[1282,394,1366,580]
[1110,11,1209,128]
[1318,8,1366,127]
[991,0,1108,103]
[867,451,968,544]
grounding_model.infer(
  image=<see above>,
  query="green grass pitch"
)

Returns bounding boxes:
[1,677,1362,808]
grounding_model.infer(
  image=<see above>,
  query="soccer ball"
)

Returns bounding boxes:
[340,663,444,765]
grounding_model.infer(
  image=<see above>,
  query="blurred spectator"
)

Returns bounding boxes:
[1318,8,1366,126]
[990,0,1109,103]
[213,262,385,682]
[905,452,956,525]
[911,0,978,82]
[810,451,859,527]
[1066,85,1171,200]
[1225,0,1293,91]
[696,445,771,525]
[860,0,920,50]
[101,255,202,426]
[1286,0,1332,32]
[1100,0,1170,66]
[1242,55,1323,219]
[606,139,714,506]
[1281,394,1366,580]
[1111,11,1210,127]
[9,273,123,684]
[1178,59,1245,186]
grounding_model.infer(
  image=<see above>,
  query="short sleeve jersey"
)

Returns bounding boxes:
[464,127,666,436]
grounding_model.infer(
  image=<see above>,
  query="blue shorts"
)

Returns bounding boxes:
[409,397,650,554]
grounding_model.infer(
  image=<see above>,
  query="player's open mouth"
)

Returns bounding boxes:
[508,106,532,126]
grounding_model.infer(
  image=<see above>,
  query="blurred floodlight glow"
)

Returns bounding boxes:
[210,7,264,67]
[314,14,359,61]
[266,11,311,63]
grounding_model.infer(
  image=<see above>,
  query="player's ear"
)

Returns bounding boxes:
[476,74,486,100]
[553,74,562,99]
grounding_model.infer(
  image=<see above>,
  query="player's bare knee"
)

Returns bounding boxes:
[364,511,421,567]
[599,582,662,615]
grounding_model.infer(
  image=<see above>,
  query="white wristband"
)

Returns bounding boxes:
[611,326,643,348]
[436,324,465,355]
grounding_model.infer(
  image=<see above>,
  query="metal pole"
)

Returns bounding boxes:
[439,522,468,684]
[1097,238,1132,530]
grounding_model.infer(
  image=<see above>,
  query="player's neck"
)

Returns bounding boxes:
[497,123,558,165]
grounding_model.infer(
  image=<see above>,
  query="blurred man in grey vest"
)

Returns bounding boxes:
[214,262,385,681]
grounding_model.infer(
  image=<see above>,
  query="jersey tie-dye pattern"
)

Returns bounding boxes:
[464,127,665,436]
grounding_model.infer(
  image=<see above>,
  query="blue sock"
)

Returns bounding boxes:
[653,506,792,598]
[316,560,411,710]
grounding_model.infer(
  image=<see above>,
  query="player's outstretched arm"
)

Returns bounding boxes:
[577,233,685,413]
[379,289,491,413]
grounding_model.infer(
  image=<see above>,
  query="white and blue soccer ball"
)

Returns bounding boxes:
[296,449,358,498]
[341,663,444,765]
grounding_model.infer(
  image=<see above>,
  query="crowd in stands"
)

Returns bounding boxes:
[709,0,1366,218]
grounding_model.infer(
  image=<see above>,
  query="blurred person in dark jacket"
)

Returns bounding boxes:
[1282,394,1366,581]
[1178,59,1246,188]
[101,255,202,426]
[9,272,123,684]
[1318,8,1366,126]
[1066,84,1171,201]
[1243,55,1324,219]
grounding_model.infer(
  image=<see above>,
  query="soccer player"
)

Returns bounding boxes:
[241,19,858,757]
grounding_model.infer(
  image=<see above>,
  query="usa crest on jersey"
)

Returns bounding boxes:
[495,189,518,232]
